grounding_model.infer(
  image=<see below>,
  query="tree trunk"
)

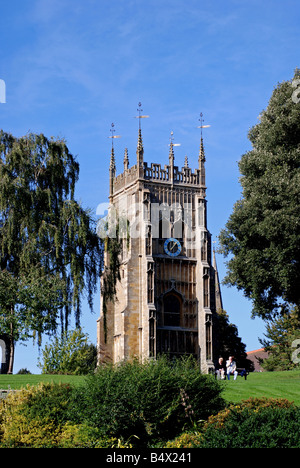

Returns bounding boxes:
[7,336,14,374]
[7,312,14,374]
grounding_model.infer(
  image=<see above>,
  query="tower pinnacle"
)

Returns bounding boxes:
[199,137,205,163]
[135,102,148,169]
[108,123,120,195]
[124,147,129,170]
[197,113,210,186]
[197,112,210,167]
[168,131,175,165]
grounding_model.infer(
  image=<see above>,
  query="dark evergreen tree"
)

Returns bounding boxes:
[214,309,252,370]
[219,69,300,320]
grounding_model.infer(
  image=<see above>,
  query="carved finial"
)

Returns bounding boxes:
[137,127,143,152]
[124,147,129,170]
[108,124,118,195]
[108,123,120,174]
[199,138,205,162]
[109,145,116,172]
[169,131,175,164]
[135,103,148,167]
[184,155,189,168]
[168,131,181,165]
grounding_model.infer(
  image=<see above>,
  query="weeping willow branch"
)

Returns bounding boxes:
[0,130,103,372]
[100,219,129,342]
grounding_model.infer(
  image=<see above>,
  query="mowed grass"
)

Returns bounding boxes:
[0,369,299,406]
[221,369,300,406]
[0,374,85,389]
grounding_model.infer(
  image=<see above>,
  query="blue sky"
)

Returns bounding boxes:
[0,0,299,373]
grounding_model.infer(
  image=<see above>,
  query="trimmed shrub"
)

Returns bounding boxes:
[203,397,296,430]
[57,423,133,448]
[67,356,226,445]
[163,431,204,448]
[167,398,300,448]
[0,357,226,447]
[0,383,73,447]
[200,406,300,448]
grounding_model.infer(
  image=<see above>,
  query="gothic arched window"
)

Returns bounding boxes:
[163,294,181,327]
[203,273,209,308]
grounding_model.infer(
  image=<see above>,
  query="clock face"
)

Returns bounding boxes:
[164,238,182,257]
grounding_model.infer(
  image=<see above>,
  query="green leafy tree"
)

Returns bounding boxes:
[219,69,300,320]
[38,328,97,375]
[0,131,103,372]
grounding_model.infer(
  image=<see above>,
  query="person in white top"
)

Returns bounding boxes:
[226,356,238,380]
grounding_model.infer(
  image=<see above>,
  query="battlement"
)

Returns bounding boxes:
[113,164,138,192]
[144,161,204,186]
[113,160,205,194]
[109,116,207,196]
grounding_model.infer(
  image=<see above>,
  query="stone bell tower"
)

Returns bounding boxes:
[97,108,221,373]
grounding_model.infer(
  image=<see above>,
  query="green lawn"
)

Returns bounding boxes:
[221,369,300,406]
[0,369,299,406]
[0,373,85,389]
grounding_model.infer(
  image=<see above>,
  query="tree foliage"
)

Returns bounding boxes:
[38,328,97,375]
[214,309,252,369]
[219,69,300,320]
[258,307,300,371]
[100,229,122,343]
[0,131,103,371]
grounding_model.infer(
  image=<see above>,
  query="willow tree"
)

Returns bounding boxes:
[0,131,103,373]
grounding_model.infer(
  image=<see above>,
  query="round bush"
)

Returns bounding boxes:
[200,403,300,448]
[0,383,73,447]
[68,356,226,445]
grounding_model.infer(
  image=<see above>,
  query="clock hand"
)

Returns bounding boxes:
[170,241,177,251]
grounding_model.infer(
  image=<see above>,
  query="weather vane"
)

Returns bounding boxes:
[197,112,211,138]
[134,102,149,129]
[168,131,181,147]
[108,123,121,148]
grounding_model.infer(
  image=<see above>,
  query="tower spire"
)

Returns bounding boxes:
[108,123,120,195]
[168,131,181,184]
[109,145,116,196]
[199,137,205,163]
[135,102,149,170]
[168,131,175,165]
[137,127,144,162]
[197,113,210,186]
[110,144,116,171]
[197,112,210,165]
